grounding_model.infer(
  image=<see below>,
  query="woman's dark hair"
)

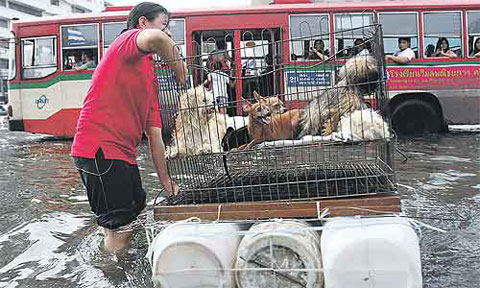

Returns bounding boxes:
[435,37,449,52]
[126,2,169,31]
[473,37,480,55]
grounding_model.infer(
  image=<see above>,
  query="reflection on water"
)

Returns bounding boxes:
[0,117,478,287]
[397,133,480,288]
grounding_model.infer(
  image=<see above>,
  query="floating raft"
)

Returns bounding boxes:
[154,194,401,221]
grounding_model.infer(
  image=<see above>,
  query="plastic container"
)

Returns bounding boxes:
[149,222,240,288]
[235,220,323,288]
[321,216,422,288]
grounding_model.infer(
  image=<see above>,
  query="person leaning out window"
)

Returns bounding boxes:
[385,37,415,64]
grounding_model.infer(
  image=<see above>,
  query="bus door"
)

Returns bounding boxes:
[238,28,282,104]
[191,30,235,88]
[191,27,282,116]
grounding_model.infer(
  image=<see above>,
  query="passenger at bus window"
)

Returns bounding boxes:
[73,52,96,72]
[353,38,370,56]
[472,37,480,58]
[307,39,329,61]
[425,44,435,58]
[431,37,457,58]
[385,37,415,64]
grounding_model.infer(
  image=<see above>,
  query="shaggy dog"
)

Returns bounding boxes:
[298,55,380,137]
[166,85,228,158]
[337,108,390,141]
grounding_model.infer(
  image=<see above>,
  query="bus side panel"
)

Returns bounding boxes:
[434,89,480,124]
[13,76,91,137]
[23,108,80,137]
[386,64,480,125]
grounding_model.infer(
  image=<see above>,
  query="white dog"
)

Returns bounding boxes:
[337,108,390,141]
[167,85,228,158]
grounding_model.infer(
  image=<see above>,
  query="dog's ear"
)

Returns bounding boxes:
[253,91,263,102]
[241,97,251,112]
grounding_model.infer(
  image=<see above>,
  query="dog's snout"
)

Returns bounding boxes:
[280,107,287,113]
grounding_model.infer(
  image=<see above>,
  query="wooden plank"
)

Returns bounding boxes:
[156,195,400,213]
[155,204,401,221]
[154,194,401,221]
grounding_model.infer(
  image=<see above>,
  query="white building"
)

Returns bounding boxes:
[0,0,105,102]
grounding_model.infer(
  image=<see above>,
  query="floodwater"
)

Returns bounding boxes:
[0,116,478,287]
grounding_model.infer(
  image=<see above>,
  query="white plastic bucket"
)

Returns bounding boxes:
[149,222,240,288]
[235,220,323,288]
[321,216,422,288]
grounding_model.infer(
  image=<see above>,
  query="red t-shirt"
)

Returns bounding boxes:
[71,29,162,165]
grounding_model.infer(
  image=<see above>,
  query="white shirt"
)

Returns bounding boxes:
[357,49,370,56]
[210,71,230,98]
[394,48,415,60]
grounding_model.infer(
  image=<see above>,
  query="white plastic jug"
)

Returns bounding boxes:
[321,216,422,288]
[149,222,240,288]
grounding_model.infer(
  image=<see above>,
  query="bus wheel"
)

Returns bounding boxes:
[391,99,443,135]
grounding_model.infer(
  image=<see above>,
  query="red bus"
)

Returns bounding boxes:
[7,0,480,136]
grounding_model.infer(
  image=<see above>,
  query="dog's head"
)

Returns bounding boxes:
[179,85,216,114]
[337,55,379,94]
[242,91,287,125]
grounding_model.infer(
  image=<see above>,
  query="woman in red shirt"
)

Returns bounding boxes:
[71,2,186,254]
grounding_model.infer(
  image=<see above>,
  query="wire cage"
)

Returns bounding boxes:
[155,21,395,206]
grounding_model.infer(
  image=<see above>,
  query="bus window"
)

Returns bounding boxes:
[8,32,15,80]
[103,22,125,55]
[379,12,418,58]
[61,24,98,71]
[289,14,330,61]
[21,37,56,79]
[467,11,480,58]
[334,13,374,58]
[169,19,186,57]
[423,12,462,58]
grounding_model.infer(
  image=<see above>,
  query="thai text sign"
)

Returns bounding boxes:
[286,71,332,87]
[387,65,480,90]
[284,70,333,101]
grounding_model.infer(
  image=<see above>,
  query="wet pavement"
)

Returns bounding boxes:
[0,116,478,287]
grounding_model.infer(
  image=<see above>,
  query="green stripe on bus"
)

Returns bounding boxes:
[8,73,93,90]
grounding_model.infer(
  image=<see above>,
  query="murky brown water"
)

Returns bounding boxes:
[0,116,478,287]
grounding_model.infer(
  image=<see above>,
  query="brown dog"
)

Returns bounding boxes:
[241,91,301,149]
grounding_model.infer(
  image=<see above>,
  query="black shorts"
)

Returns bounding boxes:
[73,149,146,230]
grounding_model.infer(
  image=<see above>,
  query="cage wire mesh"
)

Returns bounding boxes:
[155,20,395,206]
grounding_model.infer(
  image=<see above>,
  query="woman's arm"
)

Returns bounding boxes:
[442,50,457,58]
[137,29,187,86]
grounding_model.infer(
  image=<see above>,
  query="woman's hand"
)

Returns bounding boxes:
[162,179,179,196]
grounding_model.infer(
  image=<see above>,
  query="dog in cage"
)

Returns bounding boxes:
[238,55,385,149]
[298,55,380,137]
[239,91,302,149]
[222,93,291,151]
[338,108,391,141]
[166,85,228,158]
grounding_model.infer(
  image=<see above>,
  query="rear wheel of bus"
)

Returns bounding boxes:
[391,99,444,135]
